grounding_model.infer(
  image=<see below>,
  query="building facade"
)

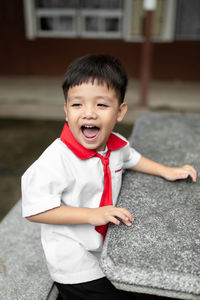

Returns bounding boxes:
[1,0,200,80]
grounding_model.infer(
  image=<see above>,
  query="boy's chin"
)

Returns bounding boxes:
[81,141,105,152]
[83,144,102,151]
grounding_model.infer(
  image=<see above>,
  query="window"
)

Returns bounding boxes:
[80,0,123,38]
[23,0,177,41]
[175,0,200,40]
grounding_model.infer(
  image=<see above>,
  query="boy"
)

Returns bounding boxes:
[22,54,197,300]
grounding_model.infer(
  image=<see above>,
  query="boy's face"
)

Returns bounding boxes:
[64,80,127,151]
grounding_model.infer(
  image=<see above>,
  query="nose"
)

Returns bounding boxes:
[82,105,97,119]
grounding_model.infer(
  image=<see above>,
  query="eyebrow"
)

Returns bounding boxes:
[95,96,113,102]
[68,96,83,101]
[68,95,113,102]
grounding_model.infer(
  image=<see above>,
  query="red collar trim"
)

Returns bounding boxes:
[60,123,127,159]
[107,131,127,151]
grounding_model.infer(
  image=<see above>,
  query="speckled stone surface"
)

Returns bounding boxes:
[0,200,54,300]
[101,113,200,299]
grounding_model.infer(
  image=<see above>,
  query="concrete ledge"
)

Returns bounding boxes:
[101,113,200,299]
[0,200,57,300]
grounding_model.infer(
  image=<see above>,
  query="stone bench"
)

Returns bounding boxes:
[0,200,58,300]
[101,113,200,299]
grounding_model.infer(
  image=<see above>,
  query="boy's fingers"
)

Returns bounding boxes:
[110,208,134,226]
[109,216,121,225]
[117,208,133,220]
[189,171,197,182]
[182,165,197,182]
[119,207,134,220]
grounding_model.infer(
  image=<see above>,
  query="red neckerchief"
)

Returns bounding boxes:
[60,123,127,241]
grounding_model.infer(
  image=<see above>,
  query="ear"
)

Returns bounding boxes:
[64,103,68,122]
[117,102,127,122]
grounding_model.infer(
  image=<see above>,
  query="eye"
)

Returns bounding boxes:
[97,103,108,108]
[71,103,81,107]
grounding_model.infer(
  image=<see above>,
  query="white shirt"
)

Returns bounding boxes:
[21,133,141,284]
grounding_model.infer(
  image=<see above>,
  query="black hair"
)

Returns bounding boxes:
[62,54,128,104]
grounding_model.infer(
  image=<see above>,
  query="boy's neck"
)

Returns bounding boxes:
[97,146,108,156]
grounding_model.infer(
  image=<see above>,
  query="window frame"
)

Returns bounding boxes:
[80,9,123,39]
[36,9,77,38]
[23,0,177,41]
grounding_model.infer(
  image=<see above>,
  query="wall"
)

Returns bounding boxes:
[1,0,200,80]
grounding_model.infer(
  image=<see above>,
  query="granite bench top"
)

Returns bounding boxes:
[101,113,200,300]
[0,200,57,300]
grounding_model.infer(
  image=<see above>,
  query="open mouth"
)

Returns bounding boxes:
[81,125,100,141]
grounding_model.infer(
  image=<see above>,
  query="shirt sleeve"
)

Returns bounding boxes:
[122,140,141,169]
[21,142,71,217]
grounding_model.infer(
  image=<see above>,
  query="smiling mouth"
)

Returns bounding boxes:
[81,125,100,140]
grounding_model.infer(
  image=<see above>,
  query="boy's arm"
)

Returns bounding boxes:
[26,205,133,227]
[131,156,197,182]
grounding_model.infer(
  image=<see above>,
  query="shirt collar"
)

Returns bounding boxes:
[60,123,127,159]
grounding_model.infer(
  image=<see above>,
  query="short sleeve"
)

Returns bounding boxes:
[21,141,71,217]
[122,140,141,169]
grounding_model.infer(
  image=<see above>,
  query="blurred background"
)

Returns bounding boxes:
[0,0,200,220]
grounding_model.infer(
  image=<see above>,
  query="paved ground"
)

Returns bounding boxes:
[0,77,200,221]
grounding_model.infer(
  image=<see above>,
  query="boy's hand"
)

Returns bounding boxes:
[163,165,197,182]
[89,205,134,227]
[132,157,197,183]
